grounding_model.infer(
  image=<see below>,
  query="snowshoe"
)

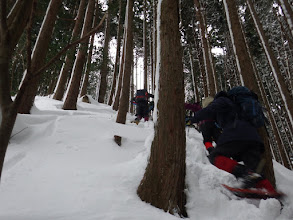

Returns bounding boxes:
[222,184,284,200]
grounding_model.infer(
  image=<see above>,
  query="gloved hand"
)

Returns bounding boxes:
[207,147,215,154]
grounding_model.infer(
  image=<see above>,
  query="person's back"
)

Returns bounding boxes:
[132,89,154,124]
[190,87,277,194]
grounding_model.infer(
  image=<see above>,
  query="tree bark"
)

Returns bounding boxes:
[108,0,122,106]
[112,34,126,111]
[0,0,34,181]
[246,0,293,132]
[143,0,148,90]
[53,0,87,101]
[80,35,94,97]
[193,0,217,96]
[278,0,293,40]
[114,0,134,146]
[63,0,95,110]
[80,1,100,98]
[98,9,112,103]
[137,0,187,216]
[17,0,62,114]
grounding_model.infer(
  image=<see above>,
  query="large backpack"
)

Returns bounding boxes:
[135,89,148,102]
[227,86,266,128]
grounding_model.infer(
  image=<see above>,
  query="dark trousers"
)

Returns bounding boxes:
[136,101,149,120]
[209,141,264,175]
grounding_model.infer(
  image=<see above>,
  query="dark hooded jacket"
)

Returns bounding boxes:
[190,92,263,146]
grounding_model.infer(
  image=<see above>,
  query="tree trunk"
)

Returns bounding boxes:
[53,0,87,101]
[246,0,293,131]
[17,0,62,114]
[63,0,95,110]
[189,49,200,102]
[137,0,187,217]
[114,0,134,146]
[98,9,112,103]
[152,0,157,94]
[192,21,208,97]
[80,1,100,98]
[80,35,94,97]
[112,35,126,111]
[0,0,34,181]
[143,0,148,90]
[223,0,276,186]
[108,0,122,106]
[193,0,217,96]
[278,0,293,40]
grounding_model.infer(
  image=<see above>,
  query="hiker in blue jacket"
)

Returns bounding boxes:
[190,87,277,193]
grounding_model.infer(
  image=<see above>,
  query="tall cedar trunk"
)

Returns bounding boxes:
[53,0,87,101]
[278,0,293,39]
[193,22,208,97]
[223,0,276,186]
[275,0,293,51]
[143,0,148,90]
[247,0,293,170]
[150,27,154,94]
[112,35,126,111]
[189,50,200,102]
[250,55,292,169]
[114,0,134,146]
[98,10,111,103]
[17,0,62,114]
[193,0,217,96]
[152,0,157,93]
[108,0,122,106]
[0,0,34,180]
[80,2,100,98]
[137,0,187,217]
[63,0,95,110]
[246,0,293,131]
[130,66,134,113]
[80,35,94,97]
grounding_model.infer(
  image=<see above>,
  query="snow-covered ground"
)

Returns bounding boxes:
[0,96,292,220]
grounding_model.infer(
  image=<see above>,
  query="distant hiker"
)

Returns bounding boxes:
[185,97,221,152]
[184,102,201,129]
[132,89,154,124]
[190,86,277,194]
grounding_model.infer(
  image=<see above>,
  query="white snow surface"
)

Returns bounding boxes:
[0,96,292,220]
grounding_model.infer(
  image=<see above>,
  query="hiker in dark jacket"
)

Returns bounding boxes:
[132,89,154,124]
[190,89,277,193]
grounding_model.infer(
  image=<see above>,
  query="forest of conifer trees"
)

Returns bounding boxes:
[1,0,293,215]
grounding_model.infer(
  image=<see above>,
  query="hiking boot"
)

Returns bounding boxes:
[134,118,140,125]
[240,172,263,189]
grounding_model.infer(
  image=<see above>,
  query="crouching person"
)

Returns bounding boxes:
[190,88,278,194]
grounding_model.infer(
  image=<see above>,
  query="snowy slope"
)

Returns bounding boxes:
[0,97,292,220]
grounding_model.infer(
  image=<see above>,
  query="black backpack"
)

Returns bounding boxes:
[135,89,148,102]
[227,86,267,128]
